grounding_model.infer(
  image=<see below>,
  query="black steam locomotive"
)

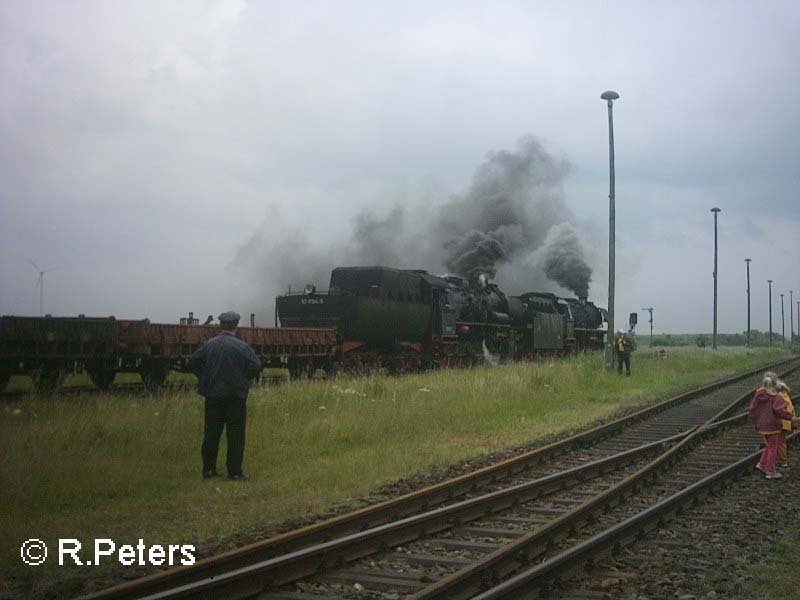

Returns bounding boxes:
[276,266,606,373]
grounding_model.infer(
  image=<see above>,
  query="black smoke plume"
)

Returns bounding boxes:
[233,134,595,319]
[437,135,575,284]
[543,223,592,298]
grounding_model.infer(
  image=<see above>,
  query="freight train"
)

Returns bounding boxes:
[276,266,607,374]
[0,266,606,393]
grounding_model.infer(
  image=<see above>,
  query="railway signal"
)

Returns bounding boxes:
[641,306,654,346]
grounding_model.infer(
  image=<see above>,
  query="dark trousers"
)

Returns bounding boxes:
[202,396,247,476]
[617,352,631,375]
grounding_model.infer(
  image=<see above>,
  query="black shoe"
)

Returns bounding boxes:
[228,473,249,481]
[203,470,220,479]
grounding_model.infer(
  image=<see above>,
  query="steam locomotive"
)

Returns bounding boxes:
[276,266,607,373]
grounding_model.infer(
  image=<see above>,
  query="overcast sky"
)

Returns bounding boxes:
[1,0,799,334]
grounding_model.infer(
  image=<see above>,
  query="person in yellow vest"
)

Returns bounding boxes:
[776,380,795,468]
[614,330,634,376]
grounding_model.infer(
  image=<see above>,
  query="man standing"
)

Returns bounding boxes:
[615,330,634,376]
[188,311,262,480]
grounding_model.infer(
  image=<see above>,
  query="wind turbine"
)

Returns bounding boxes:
[27,258,57,317]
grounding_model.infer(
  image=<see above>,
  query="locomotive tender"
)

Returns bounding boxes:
[276,266,607,373]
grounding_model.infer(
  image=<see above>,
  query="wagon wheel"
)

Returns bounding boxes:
[88,368,116,391]
[34,369,66,394]
[288,361,314,380]
[141,362,169,391]
[319,360,339,380]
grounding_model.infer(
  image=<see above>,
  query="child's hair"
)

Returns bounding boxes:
[762,372,778,390]
[776,380,791,393]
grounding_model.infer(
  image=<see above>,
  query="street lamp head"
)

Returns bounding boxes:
[768,279,773,284]
[600,90,619,101]
[711,207,721,213]
[745,258,752,263]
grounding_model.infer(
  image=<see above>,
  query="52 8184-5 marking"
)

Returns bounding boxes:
[300,298,324,305]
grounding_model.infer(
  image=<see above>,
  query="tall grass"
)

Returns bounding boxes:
[0,347,790,598]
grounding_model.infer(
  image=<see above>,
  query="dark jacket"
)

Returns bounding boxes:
[188,331,262,400]
[748,388,793,434]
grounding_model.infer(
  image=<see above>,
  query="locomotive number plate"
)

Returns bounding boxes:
[301,298,324,305]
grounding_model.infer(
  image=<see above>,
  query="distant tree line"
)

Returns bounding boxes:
[639,330,796,348]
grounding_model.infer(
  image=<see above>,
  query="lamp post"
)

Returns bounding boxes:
[601,90,620,371]
[711,207,721,350]
[642,306,654,346]
[781,293,785,345]
[791,290,794,343]
[768,280,773,347]
[745,258,752,347]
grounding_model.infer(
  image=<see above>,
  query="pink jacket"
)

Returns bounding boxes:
[748,388,793,434]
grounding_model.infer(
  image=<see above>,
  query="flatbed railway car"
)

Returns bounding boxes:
[0,315,336,392]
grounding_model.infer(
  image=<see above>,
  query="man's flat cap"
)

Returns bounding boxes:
[218,311,241,324]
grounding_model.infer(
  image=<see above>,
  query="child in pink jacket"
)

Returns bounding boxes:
[749,373,800,479]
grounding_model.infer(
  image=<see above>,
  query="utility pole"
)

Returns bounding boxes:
[711,208,721,350]
[745,258,752,347]
[768,280,773,347]
[641,306,654,346]
[601,90,620,371]
[781,293,785,345]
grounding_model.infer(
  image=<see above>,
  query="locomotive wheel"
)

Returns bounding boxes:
[455,342,478,368]
[34,369,66,394]
[88,368,116,391]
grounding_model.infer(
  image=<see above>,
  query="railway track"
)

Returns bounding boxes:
[468,396,800,599]
[555,425,800,599]
[85,356,800,600]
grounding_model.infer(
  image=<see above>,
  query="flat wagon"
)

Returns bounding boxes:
[0,315,336,393]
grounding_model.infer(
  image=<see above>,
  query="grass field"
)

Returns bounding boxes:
[735,533,800,599]
[0,346,792,598]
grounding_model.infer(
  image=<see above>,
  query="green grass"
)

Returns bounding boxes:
[734,534,800,599]
[0,347,791,598]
